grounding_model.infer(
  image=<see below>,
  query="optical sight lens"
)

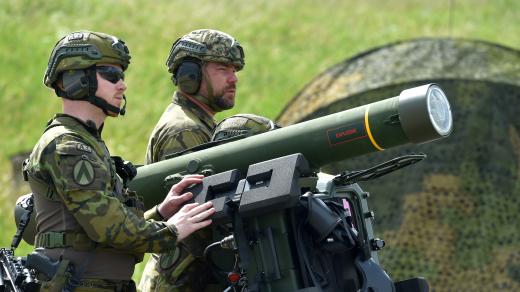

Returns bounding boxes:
[427,85,452,136]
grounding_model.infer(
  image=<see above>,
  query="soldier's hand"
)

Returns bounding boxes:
[168,201,215,241]
[158,174,204,219]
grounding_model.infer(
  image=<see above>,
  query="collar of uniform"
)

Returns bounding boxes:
[51,113,102,139]
[172,91,216,129]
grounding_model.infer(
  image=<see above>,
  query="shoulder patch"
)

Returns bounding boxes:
[73,159,95,186]
[76,143,92,153]
[56,139,95,156]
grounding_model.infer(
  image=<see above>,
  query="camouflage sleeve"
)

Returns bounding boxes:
[40,135,177,253]
[150,128,211,163]
[144,206,163,221]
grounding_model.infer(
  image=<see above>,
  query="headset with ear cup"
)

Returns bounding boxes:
[173,59,202,95]
[59,68,126,116]
[61,69,92,100]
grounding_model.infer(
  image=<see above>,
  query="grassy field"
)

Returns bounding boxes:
[0,0,518,285]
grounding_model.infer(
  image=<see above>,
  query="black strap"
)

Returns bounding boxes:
[11,194,34,250]
[54,67,126,116]
[85,67,125,116]
[111,156,137,186]
[87,66,127,116]
[86,94,125,116]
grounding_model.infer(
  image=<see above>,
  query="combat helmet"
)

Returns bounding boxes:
[43,31,131,115]
[166,29,245,76]
[212,114,279,142]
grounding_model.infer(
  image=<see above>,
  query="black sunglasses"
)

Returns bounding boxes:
[97,66,125,84]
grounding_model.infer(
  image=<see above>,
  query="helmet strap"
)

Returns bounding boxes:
[86,94,125,116]
[84,68,125,116]
[56,67,124,116]
[195,65,226,112]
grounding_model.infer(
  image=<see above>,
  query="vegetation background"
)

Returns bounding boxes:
[1,0,518,285]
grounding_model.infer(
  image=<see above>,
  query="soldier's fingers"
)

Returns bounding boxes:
[179,202,200,213]
[191,219,213,231]
[171,176,204,193]
[189,207,216,222]
[184,174,204,178]
[184,174,205,180]
[175,192,193,202]
[186,201,214,217]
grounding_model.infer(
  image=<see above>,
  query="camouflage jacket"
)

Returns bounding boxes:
[25,114,178,280]
[145,91,216,164]
[140,93,222,291]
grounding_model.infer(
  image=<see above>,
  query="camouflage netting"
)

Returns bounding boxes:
[277,38,520,291]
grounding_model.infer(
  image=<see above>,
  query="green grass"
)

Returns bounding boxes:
[1,0,518,285]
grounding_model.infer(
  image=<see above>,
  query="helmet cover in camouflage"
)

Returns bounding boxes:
[211,114,277,142]
[166,29,245,74]
[44,31,131,88]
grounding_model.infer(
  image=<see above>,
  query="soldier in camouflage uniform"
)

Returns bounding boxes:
[25,31,215,292]
[140,29,245,291]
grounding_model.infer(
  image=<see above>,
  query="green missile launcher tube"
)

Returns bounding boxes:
[130,84,453,209]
